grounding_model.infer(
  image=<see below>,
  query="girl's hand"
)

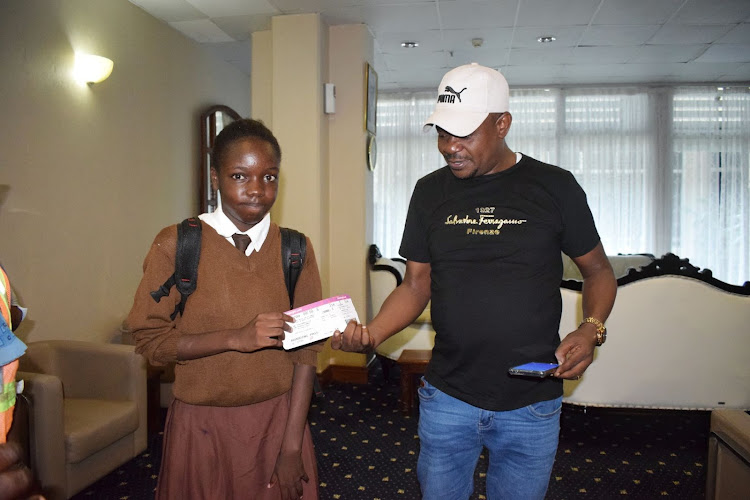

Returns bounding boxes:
[268,450,308,500]
[231,312,293,352]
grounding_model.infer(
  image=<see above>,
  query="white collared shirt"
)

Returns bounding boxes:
[198,194,270,256]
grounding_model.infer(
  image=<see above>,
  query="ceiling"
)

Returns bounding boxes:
[128,0,750,91]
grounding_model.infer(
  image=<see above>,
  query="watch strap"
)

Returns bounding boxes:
[580,316,606,346]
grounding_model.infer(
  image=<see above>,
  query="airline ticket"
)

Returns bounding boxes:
[283,294,360,350]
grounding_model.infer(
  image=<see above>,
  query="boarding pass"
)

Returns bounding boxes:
[283,294,360,350]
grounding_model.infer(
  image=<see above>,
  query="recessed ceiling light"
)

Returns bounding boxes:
[401,41,419,48]
[537,36,556,43]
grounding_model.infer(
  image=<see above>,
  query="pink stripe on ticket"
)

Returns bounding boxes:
[285,294,351,315]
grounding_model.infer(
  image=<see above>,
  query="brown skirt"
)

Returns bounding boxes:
[156,393,319,500]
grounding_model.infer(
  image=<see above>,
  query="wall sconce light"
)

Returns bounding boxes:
[74,52,114,84]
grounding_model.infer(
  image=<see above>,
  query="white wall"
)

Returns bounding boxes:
[0,0,250,343]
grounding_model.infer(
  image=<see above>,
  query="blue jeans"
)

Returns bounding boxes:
[417,378,561,500]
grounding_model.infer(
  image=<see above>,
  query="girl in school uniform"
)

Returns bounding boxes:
[127,119,322,500]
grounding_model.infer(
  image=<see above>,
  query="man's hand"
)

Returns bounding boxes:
[268,449,309,500]
[232,312,293,352]
[554,323,598,379]
[331,259,431,354]
[330,320,374,352]
[557,242,617,380]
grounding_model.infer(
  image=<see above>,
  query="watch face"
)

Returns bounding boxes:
[367,133,377,171]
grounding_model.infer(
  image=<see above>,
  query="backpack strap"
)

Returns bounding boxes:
[150,217,202,320]
[280,227,323,397]
[280,227,306,308]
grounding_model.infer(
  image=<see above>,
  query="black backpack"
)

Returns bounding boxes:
[150,217,306,320]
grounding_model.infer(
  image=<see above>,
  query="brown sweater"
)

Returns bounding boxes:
[127,222,323,406]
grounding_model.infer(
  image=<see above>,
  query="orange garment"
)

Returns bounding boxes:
[0,360,18,443]
[0,266,17,443]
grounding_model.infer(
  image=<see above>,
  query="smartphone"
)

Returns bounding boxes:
[508,362,559,378]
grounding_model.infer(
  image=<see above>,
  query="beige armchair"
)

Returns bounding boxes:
[367,245,436,362]
[17,340,147,500]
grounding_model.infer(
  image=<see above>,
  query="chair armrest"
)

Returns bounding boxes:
[368,258,406,322]
[16,371,66,499]
[711,410,750,462]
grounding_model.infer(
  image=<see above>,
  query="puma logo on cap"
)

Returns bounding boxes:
[445,86,467,101]
[438,86,467,103]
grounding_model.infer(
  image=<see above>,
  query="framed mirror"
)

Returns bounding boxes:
[199,105,241,213]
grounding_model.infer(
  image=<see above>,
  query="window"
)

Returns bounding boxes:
[671,88,750,284]
[372,93,443,255]
[509,89,657,255]
[373,86,750,284]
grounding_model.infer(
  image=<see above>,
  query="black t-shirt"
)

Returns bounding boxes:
[399,154,600,411]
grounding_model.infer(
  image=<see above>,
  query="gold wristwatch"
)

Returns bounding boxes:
[580,317,607,346]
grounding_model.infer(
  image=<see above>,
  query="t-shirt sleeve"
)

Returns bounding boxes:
[399,181,431,263]
[559,171,601,258]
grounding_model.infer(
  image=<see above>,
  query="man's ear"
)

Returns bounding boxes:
[496,112,512,139]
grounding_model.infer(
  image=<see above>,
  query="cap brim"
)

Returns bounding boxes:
[423,109,489,137]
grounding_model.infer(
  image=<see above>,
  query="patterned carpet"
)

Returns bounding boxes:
[73,364,710,499]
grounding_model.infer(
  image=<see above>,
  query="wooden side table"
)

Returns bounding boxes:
[397,349,432,415]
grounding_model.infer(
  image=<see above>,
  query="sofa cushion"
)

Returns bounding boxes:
[64,398,139,464]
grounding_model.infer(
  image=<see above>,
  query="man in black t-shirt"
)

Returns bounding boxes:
[332,63,617,500]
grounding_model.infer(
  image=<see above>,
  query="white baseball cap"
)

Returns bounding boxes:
[423,62,510,137]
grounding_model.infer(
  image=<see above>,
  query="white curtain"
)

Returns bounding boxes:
[504,88,559,165]
[560,89,659,256]
[372,92,443,255]
[671,87,750,284]
[373,86,750,285]
[506,88,659,256]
